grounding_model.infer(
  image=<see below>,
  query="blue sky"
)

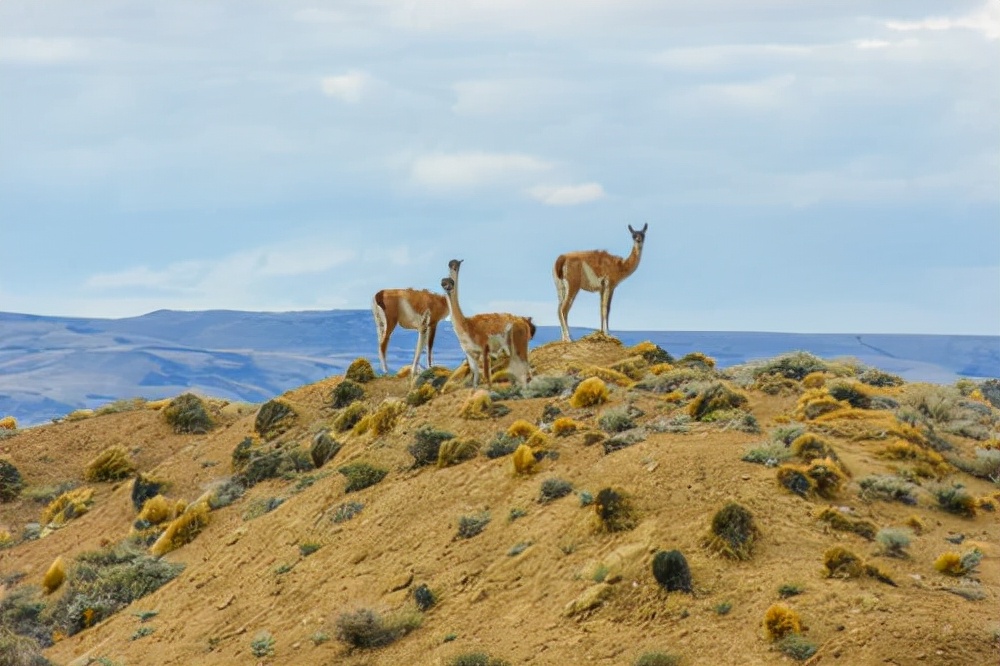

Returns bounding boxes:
[1,1,997,335]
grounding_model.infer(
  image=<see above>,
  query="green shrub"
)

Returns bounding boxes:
[484,433,522,459]
[299,542,321,557]
[48,542,184,636]
[688,383,747,421]
[827,381,872,409]
[875,528,912,558]
[522,375,575,399]
[777,583,804,598]
[0,459,25,503]
[602,431,646,454]
[538,478,573,503]
[651,550,692,593]
[413,584,436,611]
[636,343,674,365]
[345,357,376,383]
[333,402,367,432]
[130,473,166,512]
[599,406,636,433]
[816,507,877,541]
[334,607,420,648]
[753,352,827,381]
[948,449,1000,481]
[858,475,918,505]
[415,367,449,390]
[634,653,681,666]
[408,425,456,468]
[163,393,214,434]
[448,653,511,666]
[250,631,275,658]
[331,380,365,409]
[84,446,135,482]
[331,501,364,523]
[742,443,792,466]
[933,484,977,517]
[456,512,491,539]
[254,399,296,438]
[594,487,637,532]
[706,502,758,560]
[778,634,817,661]
[242,496,284,521]
[339,463,388,493]
[208,477,246,510]
[310,431,342,468]
[0,627,47,666]
[858,368,903,387]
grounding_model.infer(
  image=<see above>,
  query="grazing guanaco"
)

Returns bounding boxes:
[553,223,647,342]
[371,288,450,377]
[439,276,532,388]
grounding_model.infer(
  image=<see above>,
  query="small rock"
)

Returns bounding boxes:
[741,475,750,481]
[216,594,235,610]
[564,583,612,617]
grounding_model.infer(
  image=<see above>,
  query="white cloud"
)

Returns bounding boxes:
[692,74,797,109]
[409,152,552,189]
[85,240,357,292]
[321,70,370,103]
[886,2,1000,40]
[651,43,812,69]
[527,182,606,206]
[854,39,891,50]
[0,37,88,64]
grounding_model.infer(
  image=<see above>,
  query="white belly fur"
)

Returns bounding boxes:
[397,299,426,329]
[580,262,604,292]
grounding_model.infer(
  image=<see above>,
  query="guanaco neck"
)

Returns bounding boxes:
[619,240,644,279]
[444,288,471,340]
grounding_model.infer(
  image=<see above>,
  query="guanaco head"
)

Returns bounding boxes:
[627,223,648,247]
[441,277,456,293]
[447,259,463,273]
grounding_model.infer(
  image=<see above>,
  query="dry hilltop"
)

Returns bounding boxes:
[1,334,998,666]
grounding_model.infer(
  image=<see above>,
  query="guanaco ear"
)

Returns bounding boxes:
[628,224,635,233]
[642,222,648,233]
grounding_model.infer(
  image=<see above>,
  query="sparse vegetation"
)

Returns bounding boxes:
[484,432,521,459]
[163,393,214,434]
[413,584,436,611]
[339,463,388,493]
[778,633,818,661]
[875,528,912,558]
[742,442,792,466]
[633,652,680,666]
[705,502,758,560]
[447,653,511,666]
[353,398,405,436]
[651,550,692,593]
[331,380,365,408]
[858,368,903,387]
[84,445,135,482]
[539,478,573,503]
[408,424,456,467]
[778,583,804,598]
[406,383,437,407]
[935,549,982,576]
[334,607,422,648]
[331,501,364,523]
[598,406,636,433]
[456,512,491,539]
[858,475,918,505]
[250,631,275,658]
[688,383,747,421]
[512,444,537,475]
[299,541,321,557]
[131,473,166,512]
[816,507,877,540]
[933,484,977,517]
[438,438,480,467]
[41,488,95,526]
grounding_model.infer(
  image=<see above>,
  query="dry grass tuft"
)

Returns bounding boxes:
[763,604,801,641]
[150,501,211,557]
[43,555,66,594]
[512,444,537,475]
[0,416,17,430]
[460,390,494,420]
[570,377,610,408]
[578,365,634,387]
[353,398,405,437]
[345,357,376,383]
[42,487,95,526]
[704,502,759,560]
[552,417,583,437]
[84,445,135,482]
[437,438,480,467]
[138,495,173,525]
[506,419,539,440]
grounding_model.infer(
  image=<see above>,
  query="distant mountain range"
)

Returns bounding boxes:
[1,309,997,427]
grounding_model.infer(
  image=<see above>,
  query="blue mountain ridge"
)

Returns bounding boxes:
[1,309,997,427]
